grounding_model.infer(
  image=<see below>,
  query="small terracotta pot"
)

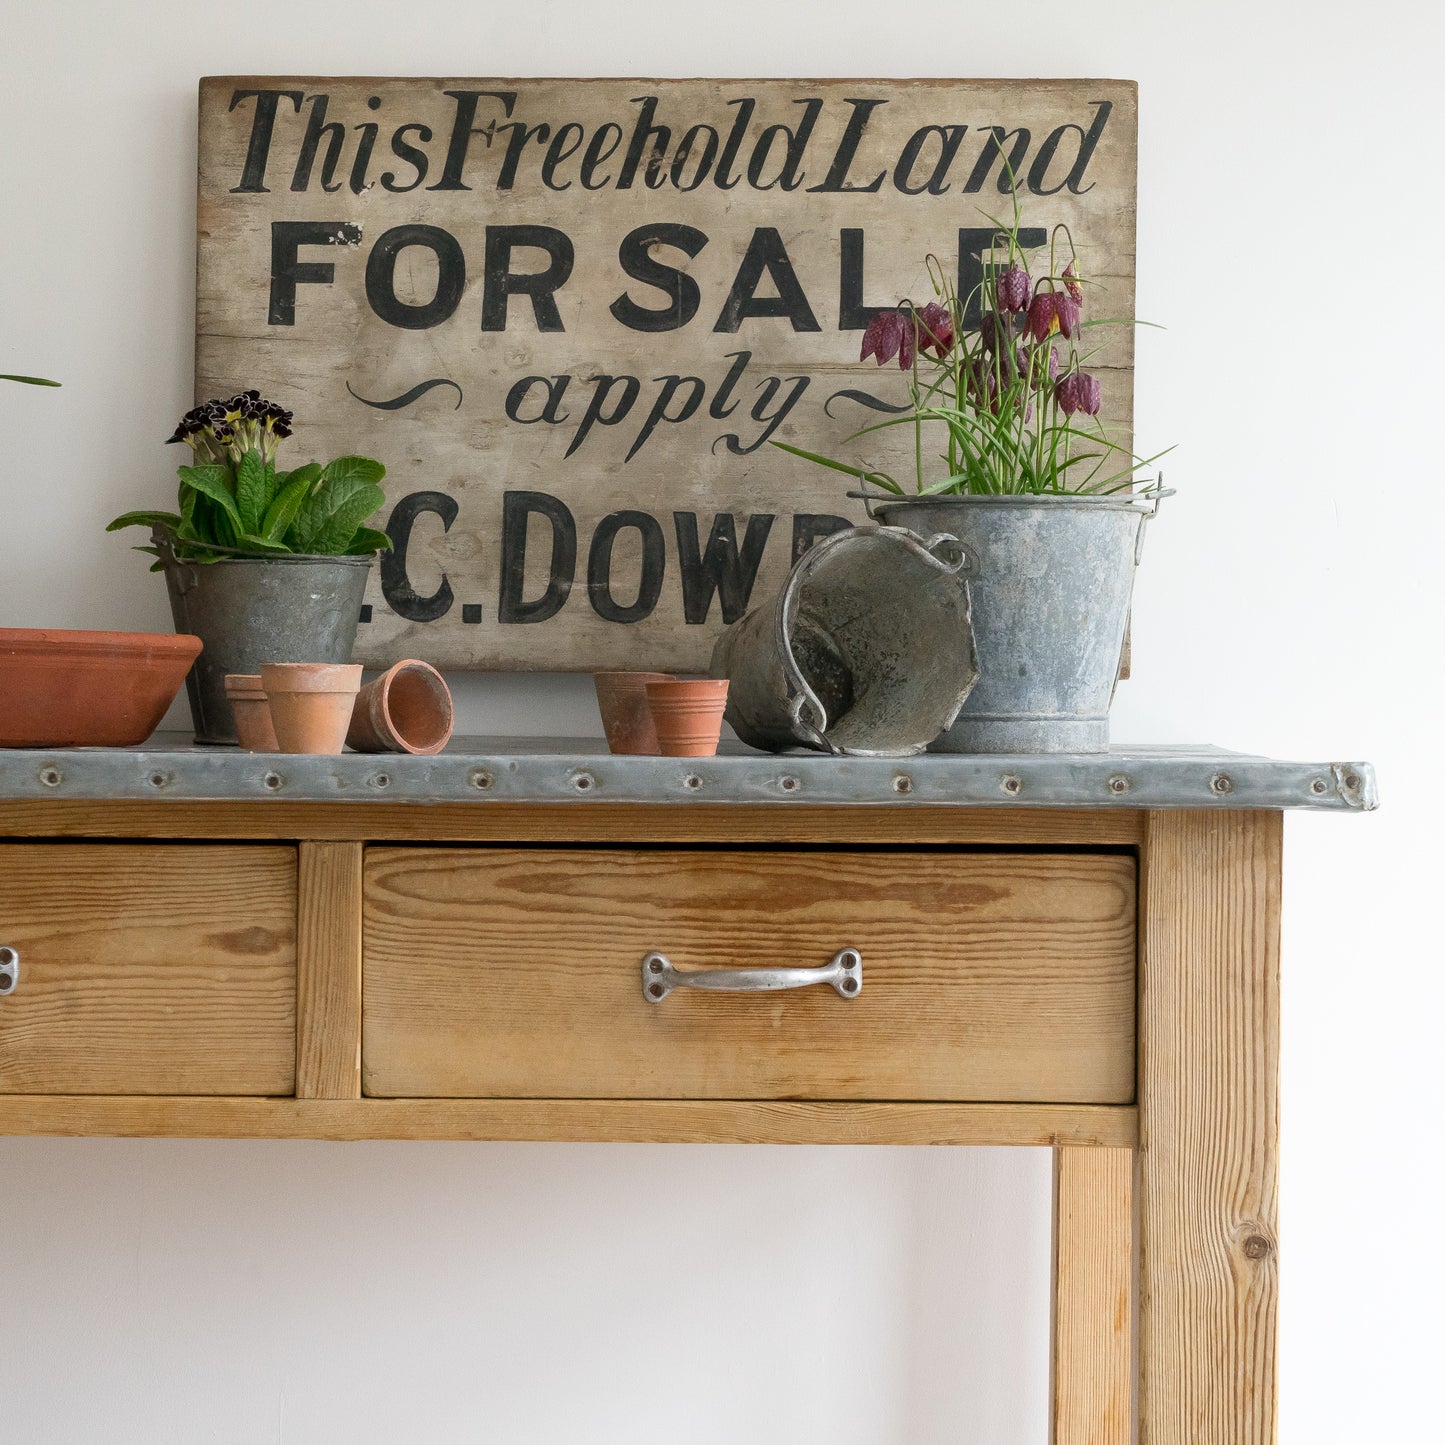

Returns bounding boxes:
[594,671,674,755]
[645,678,730,757]
[260,663,363,755]
[347,660,454,755]
[223,674,279,752]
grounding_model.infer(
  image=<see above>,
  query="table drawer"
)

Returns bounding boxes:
[363,848,1136,1102]
[0,844,297,1095]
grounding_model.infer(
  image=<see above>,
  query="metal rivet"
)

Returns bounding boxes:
[648,958,663,973]
[842,977,859,993]
[683,774,702,791]
[647,983,664,999]
[371,773,390,789]
[780,775,800,792]
[469,768,494,791]
[1344,773,1360,791]
[148,771,171,789]
[573,771,595,791]
[1000,774,1022,796]
[892,774,913,795]
[1210,773,1235,795]
[1310,778,1328,795]
[263,771,284,791]
[1107,773,1131,795]
[38,766,63,788]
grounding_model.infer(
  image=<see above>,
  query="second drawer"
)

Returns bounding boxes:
[362,847,1136,1102]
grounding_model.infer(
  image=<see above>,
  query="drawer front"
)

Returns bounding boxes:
[0,845,297,1095]
[363,848,1136,1102]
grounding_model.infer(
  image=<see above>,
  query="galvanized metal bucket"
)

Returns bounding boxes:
[862,490,1167,754]
[710,525,979,756]
[158,536,372,745]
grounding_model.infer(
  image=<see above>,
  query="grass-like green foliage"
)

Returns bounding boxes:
[1,374,60,386]
[773,186,1171,498]
[108,391,391,567]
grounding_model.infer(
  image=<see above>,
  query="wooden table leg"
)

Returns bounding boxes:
[1052,1145,1134,1445]
[1138,810,1281,1442]
[296,839,364,1099]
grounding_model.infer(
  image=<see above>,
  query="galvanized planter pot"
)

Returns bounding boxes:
[711,525,978,756]
[159,542,372,745]
[865,493,1163,754]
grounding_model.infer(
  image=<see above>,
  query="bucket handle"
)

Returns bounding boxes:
[777,526,978,754]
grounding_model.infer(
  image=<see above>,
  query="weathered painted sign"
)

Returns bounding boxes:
[197,77,1137,670]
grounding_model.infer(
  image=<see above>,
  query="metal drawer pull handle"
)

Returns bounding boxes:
[642,947,861,1002]
[0,946,18,996]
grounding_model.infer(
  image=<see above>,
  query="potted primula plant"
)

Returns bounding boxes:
[775,198,1169,754]
[109,391,391,744]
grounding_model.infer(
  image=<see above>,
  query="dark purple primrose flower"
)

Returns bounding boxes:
[1055,370,1103,416]
[916,301,955,357]
[995,265,1032,314]
[860,309,907,366]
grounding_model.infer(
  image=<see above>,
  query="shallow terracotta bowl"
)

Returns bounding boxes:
[0,628,203,748]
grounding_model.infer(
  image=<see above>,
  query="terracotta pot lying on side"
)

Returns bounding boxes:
[645,678,730,758]
[347,660,455,755]
[260,663,363,755]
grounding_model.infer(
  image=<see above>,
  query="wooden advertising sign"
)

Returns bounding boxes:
[197,77,1137,670]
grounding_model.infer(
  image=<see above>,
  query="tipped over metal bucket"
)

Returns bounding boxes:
[710,525,979,756]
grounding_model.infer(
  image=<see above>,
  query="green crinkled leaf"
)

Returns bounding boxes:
[320,455,386,490]
[106,510,181,533]
[289,478,385,555]
[177,462,241,529]
[235,450,267,534]
[233,533,294,555]
[343,526,394,556]
[262,465,319,543]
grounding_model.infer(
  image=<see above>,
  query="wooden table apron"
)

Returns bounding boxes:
[0,797,1282,1445]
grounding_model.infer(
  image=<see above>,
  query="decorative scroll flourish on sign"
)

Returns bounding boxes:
[197,77,1137,670]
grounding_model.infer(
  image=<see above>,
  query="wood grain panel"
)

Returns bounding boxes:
[1138,810,1280,1444]
[1053,1146,1134,1445]
[296,841,362,1098]
[0,1095,1138,1146]
[0,844,296,1094]
[0,799,1146,846]
[363,848,1136,1101]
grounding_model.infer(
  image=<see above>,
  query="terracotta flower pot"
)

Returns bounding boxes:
[223,674,279,752]
[347,660,454,755]
[260,663,363,755]
[645,678,730,757]
[594,671,674,755]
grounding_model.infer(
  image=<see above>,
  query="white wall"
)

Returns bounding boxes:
[2,1,1440,1440]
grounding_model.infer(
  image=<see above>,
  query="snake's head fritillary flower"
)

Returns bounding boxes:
[1056,370,1102,416]
[1026,292,1059,342]
[995,265,1032,314]
[1056,294,1081,340]
[1062,261,1084,305]
[860,309,907,366]
[916,301,956,357]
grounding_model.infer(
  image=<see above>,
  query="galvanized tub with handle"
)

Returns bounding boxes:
[158,533,372,745]
[862,489,1167,753]
[710,524,979,756]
